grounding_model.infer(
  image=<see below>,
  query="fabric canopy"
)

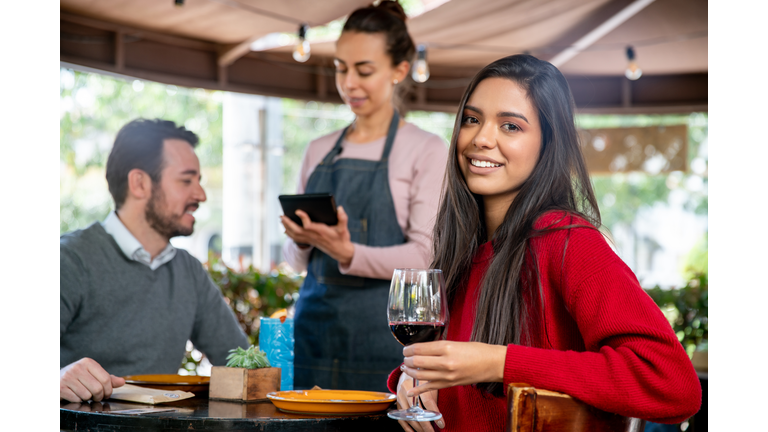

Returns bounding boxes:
[61,0,707,113]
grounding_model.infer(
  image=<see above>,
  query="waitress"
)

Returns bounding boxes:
[280,1,448,392]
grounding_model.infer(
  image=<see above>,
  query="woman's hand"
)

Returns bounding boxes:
[395,367,444,432]
[402,341,507,398]
[280,206,355,266]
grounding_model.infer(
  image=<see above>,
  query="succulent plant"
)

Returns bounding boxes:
[225,345,271,369]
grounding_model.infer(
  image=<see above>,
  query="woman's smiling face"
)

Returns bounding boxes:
[334,31,405,117]
[457,77,543,207]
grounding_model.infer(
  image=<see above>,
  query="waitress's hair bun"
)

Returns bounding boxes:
[342,1,415,66]
[375,0,408,22]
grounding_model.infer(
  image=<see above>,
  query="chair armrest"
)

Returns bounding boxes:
[506,383,645,432]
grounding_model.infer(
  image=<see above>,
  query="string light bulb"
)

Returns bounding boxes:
[412,44,430,83]
[625,46,642,80]
[293,24,310,63]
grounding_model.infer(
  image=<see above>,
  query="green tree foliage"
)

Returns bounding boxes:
[682,232,708,279]
[592,174,671,228]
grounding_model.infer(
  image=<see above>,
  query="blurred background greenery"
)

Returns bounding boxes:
[646,273,708,358]
[179,254,302,375]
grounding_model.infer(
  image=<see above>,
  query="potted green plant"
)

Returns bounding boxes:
[209,346,281,401]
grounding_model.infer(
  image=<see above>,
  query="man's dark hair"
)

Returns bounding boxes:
[106,118,199,210]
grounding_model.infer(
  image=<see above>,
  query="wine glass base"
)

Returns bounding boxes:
[387,409,442,422]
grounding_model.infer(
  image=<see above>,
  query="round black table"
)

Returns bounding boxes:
[60,397,403,431]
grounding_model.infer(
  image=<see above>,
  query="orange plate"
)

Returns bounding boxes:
[267,390,396,415]
[123,374,210,394]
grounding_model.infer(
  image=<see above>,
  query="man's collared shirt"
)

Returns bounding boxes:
[101,211,176,271]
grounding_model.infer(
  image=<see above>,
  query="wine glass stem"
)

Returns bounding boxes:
[412,376,419,410]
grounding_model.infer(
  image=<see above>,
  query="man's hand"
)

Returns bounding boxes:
[395,367,444,432]
[280,206,355,266]
[60,358,125,403]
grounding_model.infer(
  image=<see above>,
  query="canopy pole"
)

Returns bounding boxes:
[549,0,655,68]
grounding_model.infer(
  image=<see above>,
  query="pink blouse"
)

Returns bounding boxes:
[282,122,449,280]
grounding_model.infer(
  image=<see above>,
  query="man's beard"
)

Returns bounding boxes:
[145,183,194,239]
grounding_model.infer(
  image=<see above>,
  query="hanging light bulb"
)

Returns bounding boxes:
[412,44,430,83]
[625,46,642,80]
[293,24,310,63]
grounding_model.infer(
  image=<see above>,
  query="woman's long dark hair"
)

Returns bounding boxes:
[431,54,601,396]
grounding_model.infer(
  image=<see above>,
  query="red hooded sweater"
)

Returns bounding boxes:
[387,211,701,431]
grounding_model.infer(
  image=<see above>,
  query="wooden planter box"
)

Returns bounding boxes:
[209,366,281,401]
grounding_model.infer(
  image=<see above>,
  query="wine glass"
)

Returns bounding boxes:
[387,268,448,422]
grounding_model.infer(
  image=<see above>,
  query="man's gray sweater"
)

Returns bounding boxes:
[60,222,249,376]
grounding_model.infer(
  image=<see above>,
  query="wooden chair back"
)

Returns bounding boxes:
[507,383,646,432]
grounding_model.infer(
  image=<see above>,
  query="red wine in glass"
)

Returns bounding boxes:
[389,322,445,346]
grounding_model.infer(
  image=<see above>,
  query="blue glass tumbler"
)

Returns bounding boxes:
[259,317,294,391]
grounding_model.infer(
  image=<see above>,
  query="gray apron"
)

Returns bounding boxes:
[294,111,405,392]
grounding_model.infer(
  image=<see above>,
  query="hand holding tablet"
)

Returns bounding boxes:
[279,193,339,227]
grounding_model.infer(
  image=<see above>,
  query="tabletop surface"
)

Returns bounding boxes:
[60,396,403,431]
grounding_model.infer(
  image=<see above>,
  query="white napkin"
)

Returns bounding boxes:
[109,384,195,404]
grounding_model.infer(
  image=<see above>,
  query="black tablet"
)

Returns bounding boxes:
[279,193,339,227]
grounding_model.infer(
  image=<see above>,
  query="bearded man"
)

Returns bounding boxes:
[60,119,248,403]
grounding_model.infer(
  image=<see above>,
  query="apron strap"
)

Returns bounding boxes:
[320,126,350,166]
[380,111,400,161]
[319,111,400,165]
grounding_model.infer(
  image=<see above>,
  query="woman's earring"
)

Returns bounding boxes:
[393,79,399,85]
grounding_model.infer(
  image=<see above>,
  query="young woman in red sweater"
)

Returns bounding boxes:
[387,55,702,432]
